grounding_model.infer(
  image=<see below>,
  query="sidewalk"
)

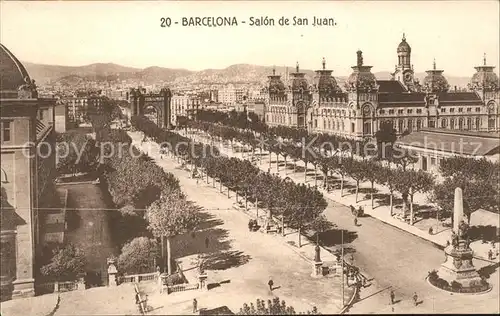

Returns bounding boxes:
[182,130,499,263]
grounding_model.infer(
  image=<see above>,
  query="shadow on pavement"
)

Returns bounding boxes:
[319,228,358,247]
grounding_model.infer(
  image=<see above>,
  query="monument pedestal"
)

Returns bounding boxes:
[439,242,482,288]
[311,261,323,278]
[198,274,208,291]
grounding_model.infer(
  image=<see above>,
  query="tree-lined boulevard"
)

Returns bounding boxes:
[128,113,499,314]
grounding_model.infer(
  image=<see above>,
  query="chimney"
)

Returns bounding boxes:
[454,86,457,92]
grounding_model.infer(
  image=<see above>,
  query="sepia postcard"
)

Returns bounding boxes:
[0,1,499,315]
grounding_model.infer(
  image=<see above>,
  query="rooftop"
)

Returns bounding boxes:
[377,80,407,93]
[397,128,500,156]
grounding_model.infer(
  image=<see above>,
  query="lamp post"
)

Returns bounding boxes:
[341,230,345,307]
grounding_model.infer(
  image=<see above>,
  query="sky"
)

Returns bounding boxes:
[1,1,499,76]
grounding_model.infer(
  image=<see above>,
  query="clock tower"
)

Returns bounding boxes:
[391,34,420,92]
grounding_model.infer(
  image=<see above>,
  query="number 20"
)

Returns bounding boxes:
[160,18,171,27]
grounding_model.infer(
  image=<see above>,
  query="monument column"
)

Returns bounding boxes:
[436,187,485,290]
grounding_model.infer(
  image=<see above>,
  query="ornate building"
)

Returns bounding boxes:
[266,35,500,138]
[1,44,57,300]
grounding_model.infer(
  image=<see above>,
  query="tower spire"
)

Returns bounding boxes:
[402,32,406,41]
[322,57,326,70]
[272,65,276,75]
[483,53,487,66]
[433,58,436,70]
[296,61,299,73]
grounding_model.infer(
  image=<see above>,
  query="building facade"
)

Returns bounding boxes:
[171,94,202,125]
[266,35,500,139]
[0,44,57,300]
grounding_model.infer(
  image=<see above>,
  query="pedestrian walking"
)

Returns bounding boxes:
[390,289,395,305]
[205,237,209,248]
[354,218,358,226]
[413,292,418,306]
[488,249,493,260]
[268,278,274,291]
[193,298,198,313]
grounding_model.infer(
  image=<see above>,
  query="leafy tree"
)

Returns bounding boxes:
[145,191,201,275]
[343,158,367,203]
[375,120,397,159]
[391,146,418,171]
[238,297,318,315]
[364,159,382,209]
[40,244,87,281]
[56,132,98,175]
[376,167,398,215]
[394,169,434,225]
[431,175,498,224]
[283,184,327,247]
[118,237,158,274]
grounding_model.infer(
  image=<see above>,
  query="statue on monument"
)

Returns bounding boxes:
[458,220,469,239]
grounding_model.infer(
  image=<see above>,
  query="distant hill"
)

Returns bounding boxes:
[23,61,476,88]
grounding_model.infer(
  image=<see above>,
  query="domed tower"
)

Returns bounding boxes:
[469,53,499,101]
[267,66,286,101]
[345,50,378,138]
[422,59,450,94]
[391,34,419,91]
[313,57,342,102]
[469,54,500,131]
[288,62,311,128]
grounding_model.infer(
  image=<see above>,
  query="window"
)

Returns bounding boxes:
[351,122,355,133]
[380,110,385,115]
[398,109,404,114]
[430,157,436,166]
[458,108,463,113]
[1,121,11,142]
[39,110,44,120]
[389,109,395,115]
[476,107,481,112]
[450,108,455,113]
[398,120,404,132]
[416,109,422,114]
[450,118,455,129]
[416,120,422,131]
[407,109,413,114]
[407,119,413,132]
[475,117,481,130]
[363,121,371,134]
[441,108,446,113]
[467,108,471,112]
[466,118,472,130]
[458,118,464,130]
[429,120,436,128]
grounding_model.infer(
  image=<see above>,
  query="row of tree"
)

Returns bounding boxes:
[186,115,500,221]
[131,115,328,247]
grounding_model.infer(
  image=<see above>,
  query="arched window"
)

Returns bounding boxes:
[407,119,413,132]
[416,119,422,131]
[450,118,455,130]
[363,121,372,135]
[466,118,472,130]
[341,121,345,131]
[398,120,404,132]
[488,104,496,130]
[476,117,481,130]
[328,120,331,130]
[458,118,464,130]
[441,119,447,128]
